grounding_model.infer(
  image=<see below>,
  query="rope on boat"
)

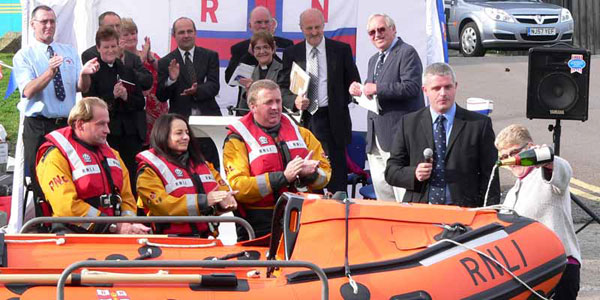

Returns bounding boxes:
[138,238,217,248]
[435,238,550,300]
[5,238,66,245]
[81,269,169,276]
[343,197,359,295]
[467,204,515,213]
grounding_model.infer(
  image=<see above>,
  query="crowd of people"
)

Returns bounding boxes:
[12,5,581,298]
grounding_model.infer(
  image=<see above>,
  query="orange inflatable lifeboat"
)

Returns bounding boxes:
[0,193,566,299]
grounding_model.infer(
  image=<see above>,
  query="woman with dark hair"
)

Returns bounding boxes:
[136,114,237,236]
[87,26,146,192]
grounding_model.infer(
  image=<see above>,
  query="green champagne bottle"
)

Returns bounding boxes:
[497,146,554,166]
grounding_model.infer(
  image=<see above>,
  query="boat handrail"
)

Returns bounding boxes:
[20,216,255,239]
[57,259,329,300]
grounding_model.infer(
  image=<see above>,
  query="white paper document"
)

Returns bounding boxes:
[353,84,379,115]
[227,63,255,87]
[290,62,309,95]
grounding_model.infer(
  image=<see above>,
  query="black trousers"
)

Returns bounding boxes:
[23,116,68,208]
[553,263,580,300]
[304,108,347,193]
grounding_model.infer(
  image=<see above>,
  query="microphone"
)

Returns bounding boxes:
[423,148,433,163]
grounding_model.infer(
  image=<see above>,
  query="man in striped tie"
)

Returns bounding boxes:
[279,8,360,194]
[349,14,424,202]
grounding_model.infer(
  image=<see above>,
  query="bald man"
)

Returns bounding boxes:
[225,6,293,115]
[278,9,360,193]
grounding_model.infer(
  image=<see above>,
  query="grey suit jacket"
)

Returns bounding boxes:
[366,37,424,153]
[237,60,283,112]
[385,105,501,207]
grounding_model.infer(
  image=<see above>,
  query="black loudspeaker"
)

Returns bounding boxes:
[527,45,590,121]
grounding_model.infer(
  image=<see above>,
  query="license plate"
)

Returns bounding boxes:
[527,27,556,36]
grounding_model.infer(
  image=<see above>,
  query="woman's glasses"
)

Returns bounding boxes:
[499,145,527,161]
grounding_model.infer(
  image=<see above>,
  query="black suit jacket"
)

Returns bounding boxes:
[87,59,146,140]
[156,46,221,117]
[385,105,500,207]
[279,38,360,146]
[366,37,425,152]
[81,46,153,93]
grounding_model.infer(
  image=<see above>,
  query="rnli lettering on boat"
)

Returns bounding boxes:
[459,239,528,286]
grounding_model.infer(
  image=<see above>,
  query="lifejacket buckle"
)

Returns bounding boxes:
[99,194,112,208]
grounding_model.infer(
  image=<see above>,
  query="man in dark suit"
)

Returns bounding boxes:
[279,8,360,193]
[224,6,293,114]
[385,62,500,207]
[350,14,424,202]
[81,11,152,94]
[156,17,220,117]
[156,17,221,167]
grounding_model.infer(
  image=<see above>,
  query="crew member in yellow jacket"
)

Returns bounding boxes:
[136,113,237,237]
[224,79,331,240]
[36,97,150,234]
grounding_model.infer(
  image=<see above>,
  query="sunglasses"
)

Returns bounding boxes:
[368,27,386,37]
[499,145,527,161]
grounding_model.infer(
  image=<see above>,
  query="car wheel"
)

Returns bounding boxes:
[460,22,485,57]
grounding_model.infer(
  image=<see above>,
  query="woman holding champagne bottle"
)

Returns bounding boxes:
[495,124,581,300]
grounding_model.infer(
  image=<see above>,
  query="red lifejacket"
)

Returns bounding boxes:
[136,149,219,235]
[228,113,309,208]
[37,127,124,216]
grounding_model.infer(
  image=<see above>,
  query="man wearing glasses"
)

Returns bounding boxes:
[385,62,500,207]
[13,5,99,210]
[349,14,424,202]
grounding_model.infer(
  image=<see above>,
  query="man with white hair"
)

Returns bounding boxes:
[349,13,424,202]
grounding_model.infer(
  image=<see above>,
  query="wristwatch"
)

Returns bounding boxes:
[108,223,118,233]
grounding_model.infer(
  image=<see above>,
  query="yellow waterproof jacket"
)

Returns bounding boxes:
[36,147,137,229]
[223,126,331,209]
[136,161,229,216]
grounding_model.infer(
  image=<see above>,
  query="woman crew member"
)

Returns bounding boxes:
[136,114,237,236]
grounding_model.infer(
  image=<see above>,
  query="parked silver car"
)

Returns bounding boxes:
[445,0,574,57]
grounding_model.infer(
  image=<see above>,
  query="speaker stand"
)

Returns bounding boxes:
[549,120,600,233]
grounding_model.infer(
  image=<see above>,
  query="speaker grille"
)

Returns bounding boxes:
[527,46,590,121]
[537,72,578,110]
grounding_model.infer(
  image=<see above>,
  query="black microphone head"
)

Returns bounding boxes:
[423,148,433,160]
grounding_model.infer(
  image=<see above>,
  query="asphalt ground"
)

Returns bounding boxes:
[449,52,600,299]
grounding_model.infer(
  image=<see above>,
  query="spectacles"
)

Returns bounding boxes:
[34,19,56,25]
[499,145,527,161]
[253,45,273,52]
[368,27,386,36]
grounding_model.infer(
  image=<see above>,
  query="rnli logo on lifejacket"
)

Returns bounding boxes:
[174,168,184,177]
[82,153,92,163]
[259,136,268,145]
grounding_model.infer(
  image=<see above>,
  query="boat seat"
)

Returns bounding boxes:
[266,193,305,276]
